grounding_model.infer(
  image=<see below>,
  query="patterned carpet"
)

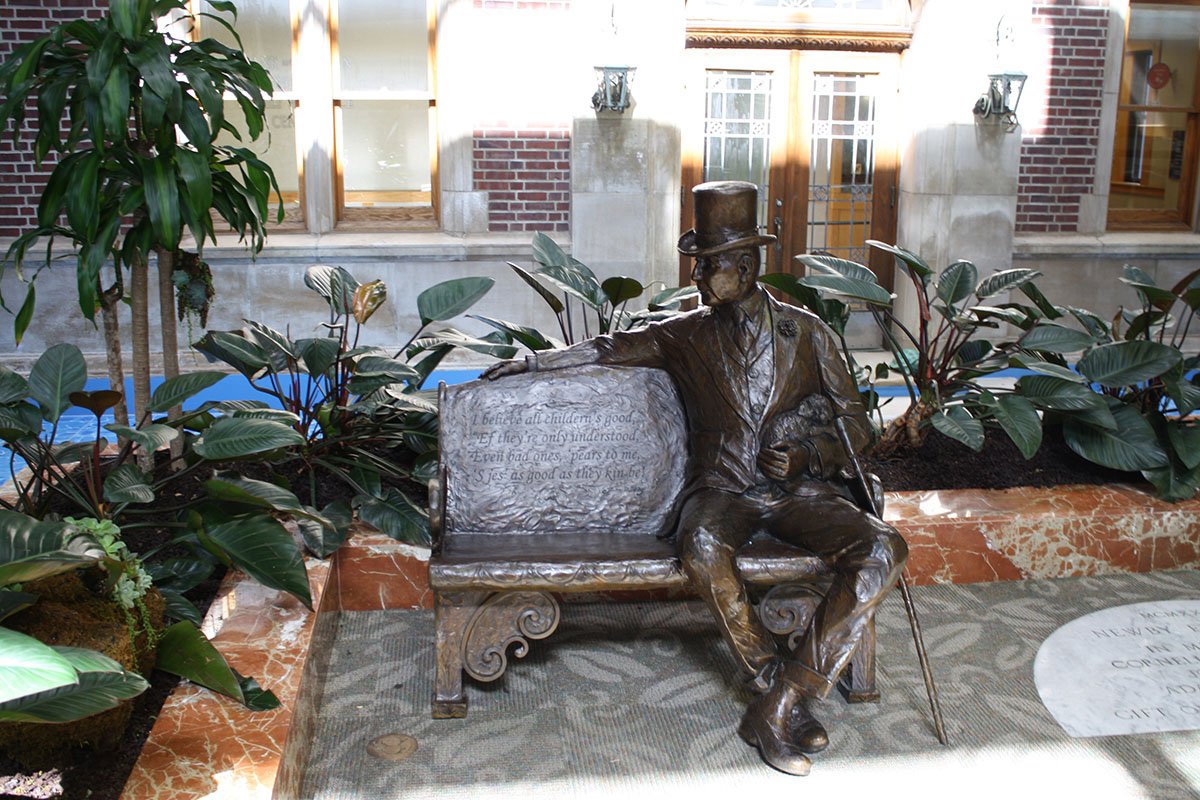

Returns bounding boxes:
[291,571,1200,800]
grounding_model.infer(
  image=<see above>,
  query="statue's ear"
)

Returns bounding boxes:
[737,251,757,278]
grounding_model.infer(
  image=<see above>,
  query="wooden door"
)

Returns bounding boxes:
[682,50,899,290]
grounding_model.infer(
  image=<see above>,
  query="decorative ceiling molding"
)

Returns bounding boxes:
[686,23,912,52]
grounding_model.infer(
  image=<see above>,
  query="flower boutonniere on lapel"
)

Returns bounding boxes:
[777,318,798,338]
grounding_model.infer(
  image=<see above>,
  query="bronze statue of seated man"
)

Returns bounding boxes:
[484,180,907,776]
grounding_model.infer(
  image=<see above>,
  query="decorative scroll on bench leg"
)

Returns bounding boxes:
[432,589,561,719]
[758,583,878,704]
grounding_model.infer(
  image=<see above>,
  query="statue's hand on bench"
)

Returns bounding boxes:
[482,358,529,380]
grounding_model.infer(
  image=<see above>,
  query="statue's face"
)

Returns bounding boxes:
[691,249,758,306]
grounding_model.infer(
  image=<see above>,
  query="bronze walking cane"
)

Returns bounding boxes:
[834,417,949,746]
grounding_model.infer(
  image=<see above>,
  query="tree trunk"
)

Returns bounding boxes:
[130,255,152,471]
[155,247,182,469]
[99,281,129,437]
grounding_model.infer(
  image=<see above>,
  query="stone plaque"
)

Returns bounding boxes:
[439,366,688,536]
[1034,600,1200,737]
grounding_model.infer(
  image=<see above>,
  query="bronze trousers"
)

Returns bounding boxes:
[676,485,907,699]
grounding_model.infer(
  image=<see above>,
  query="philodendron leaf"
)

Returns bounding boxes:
[469,315,557,353]
[352,280,388,324]
[0,512,104,588]
[992,394,1043,460]
[601,276,644,306]
[0,646,148,723]
[1077,340,1183,388]
[297,501,352,558]
[27,343,87,424]
[0,368,29,405]
[866,240,933,283]
[103,464,155,505]
[104,423,179,452]
[799,275,893,307]
[417,277,495,325]
[0,628,78,707]
[148,371,227,413]
[193,331,271,380]
[357,489,431,545]
[202,513,312,609]
[930,408,985,452]
[796,254,879,283]
[193,418,305,461]
[158,589,203,625]
[68,389,122,416]
[975,268,1042,300]
[1063,402,1169,471]
[155,621,278,709]
[1168,422,1200,471]
[935,260,978,306]
[204,474,330,527]
[1019,324,1096,354]
[0,590,36,622]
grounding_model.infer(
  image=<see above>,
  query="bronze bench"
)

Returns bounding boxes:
[428,366,880,719]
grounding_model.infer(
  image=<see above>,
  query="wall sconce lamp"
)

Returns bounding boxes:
[592,66,636,113]
[973,71,1027,132]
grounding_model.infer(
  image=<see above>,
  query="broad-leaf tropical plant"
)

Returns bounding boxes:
[782,243,1063,457]
[193,265,505,546]
[488,233,698,349]
[0,0,282,454]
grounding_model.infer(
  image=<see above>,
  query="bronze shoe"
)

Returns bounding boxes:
[738,696,812,776]
[789,700,829,753]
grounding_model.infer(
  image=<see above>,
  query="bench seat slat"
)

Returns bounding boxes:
[430,533,832,592]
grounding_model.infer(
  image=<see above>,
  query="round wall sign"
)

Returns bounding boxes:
[1148,62,1171,90]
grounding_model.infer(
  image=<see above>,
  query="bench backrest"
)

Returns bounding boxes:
[439,366,688,537]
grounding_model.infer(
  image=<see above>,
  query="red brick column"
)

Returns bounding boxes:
[0,1,106,238]
[472,126,571,233]
[1015,0,1108,233]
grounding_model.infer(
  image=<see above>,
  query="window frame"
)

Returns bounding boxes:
[1106,0,1200,231]
[190,0,439,233]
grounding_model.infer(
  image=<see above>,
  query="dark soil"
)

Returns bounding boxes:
[866,424,1140,492]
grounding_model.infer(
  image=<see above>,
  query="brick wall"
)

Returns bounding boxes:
[0,1,106,238]
[1015,0,1108,233]
[472,126,570,233]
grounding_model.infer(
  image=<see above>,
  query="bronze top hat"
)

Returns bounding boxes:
[678,180,777,257]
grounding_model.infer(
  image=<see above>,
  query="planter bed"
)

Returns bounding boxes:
[117,484,1200,798]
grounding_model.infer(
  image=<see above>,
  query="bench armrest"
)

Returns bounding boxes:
[429,468,446,553]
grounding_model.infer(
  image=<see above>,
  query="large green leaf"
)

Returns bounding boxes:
[0,368,30,405]
[193,417,305,460]
[103,423,179,452]
[469,314,557,352]
[1019,324,1096,354]
[416,277,494,325]
[976,268,1042,300]
[992,394,1043,460]
[192,331,270,380]
[1017,375,1116,428]
[28,343,87,423]
[1164,371,1200,416]
[0,646,148,723]
[798,275,893,307]
[648,285,699,310]
[103,464,155,505]
[304,264,359,316]
[536,263,605,310]
[1120,264,1178,312]
[507,261,564,314]
[297,501,352,559]
[0,512,104,588]
[1063,402,1169,471]
[866,240,933,284]
[1142,460,1200,502]
[0,629,77,707]
[296,337,341,377]
[930,407,984,451]
[410,328,517,361]
[141,154,181,248]
[1077,340,1183,387]
[204,474,328,526]
[1009,356,1085,383]
[936,260,978,305]
[796,254,879,284]
[358,489,431,545]
[149,371,226,413]
[0,590,36,623]
[601,276,644,306]
[1168,422,1200,470]
[202,514,311,608]
[155,621,278,709]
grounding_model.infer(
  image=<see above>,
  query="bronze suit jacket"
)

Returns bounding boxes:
[533,291,872,500]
